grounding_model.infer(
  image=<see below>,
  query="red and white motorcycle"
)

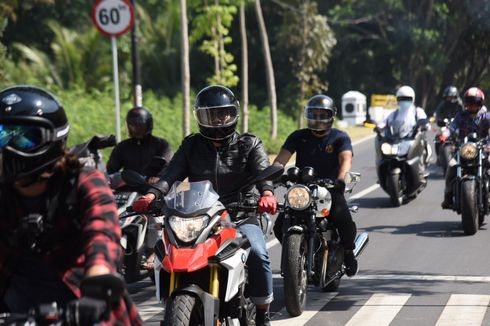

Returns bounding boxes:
[122,165,283,326]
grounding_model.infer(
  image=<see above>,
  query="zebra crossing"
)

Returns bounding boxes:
[135,290,490,325]
[270,292,490,326]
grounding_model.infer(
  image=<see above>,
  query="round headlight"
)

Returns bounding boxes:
[169,215,209,243]
[381,142,393,155]
[460,143,478,160]
[286,185,311,210]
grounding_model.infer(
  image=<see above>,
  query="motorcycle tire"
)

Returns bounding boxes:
[461,179,478,235]
[283,233,308,317]
[386,173,403,207]
[163,294,204,326]
[122,239,143,284]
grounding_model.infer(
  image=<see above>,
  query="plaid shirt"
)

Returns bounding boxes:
[448,110,490,140]
[0,168,142,326]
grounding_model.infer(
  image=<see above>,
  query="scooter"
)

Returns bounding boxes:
[369,120,431,206]
[111,157,167,284]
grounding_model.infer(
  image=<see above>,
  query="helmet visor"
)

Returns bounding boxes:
[0,124,49,153]
[194,106,238,128]
[128,123,149,138]
[305,107,334,122]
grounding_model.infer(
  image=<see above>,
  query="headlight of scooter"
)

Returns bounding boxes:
[381,142,398,155]
[286,185,311,210]
[460,143,478,160]
[168,215,209,242]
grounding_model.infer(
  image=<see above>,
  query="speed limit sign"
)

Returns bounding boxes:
[91,0,134,37]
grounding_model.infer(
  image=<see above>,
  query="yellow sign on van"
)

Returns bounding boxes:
[371,94,398,109]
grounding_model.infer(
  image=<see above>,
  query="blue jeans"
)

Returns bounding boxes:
[238,223,273,305]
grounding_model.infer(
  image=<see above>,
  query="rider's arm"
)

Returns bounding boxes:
[273,148,293,167]
[337,150,353,181]
[78,169,121,273]
[106,144,123,175]
[248,136,274,195]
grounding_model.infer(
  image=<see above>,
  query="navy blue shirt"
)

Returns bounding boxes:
[282,128,353,179]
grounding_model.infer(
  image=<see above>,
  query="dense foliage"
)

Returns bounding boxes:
[1,0,490,150]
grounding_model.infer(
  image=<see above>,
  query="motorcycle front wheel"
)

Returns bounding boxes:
[164,294,204,326]
[461,179,478,235]
[386,173,403,207]
[283,233,308,317]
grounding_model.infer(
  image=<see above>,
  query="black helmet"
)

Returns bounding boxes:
[304,94,336,132]
[443,86,459,103]
[126,106,153,139]
[0,85,69,184]
[193,85,239,141]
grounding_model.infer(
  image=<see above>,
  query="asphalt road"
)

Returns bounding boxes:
[129,132,490,326]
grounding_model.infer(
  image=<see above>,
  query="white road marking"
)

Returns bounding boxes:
[348,184,380,200]
[138,298,163,322]
[271,291,338,324]
[354,274,490,283]
[435,294,490,326]
[345,293,411,326]
[352,134,376,146]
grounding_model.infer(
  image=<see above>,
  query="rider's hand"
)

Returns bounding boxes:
[257,193,278,215]
[133,195,154,213]
[437,134,448,143]
[66,297,108,325]
[334,179,346,193]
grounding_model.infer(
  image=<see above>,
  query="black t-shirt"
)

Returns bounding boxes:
[106,134,172,175]
[282,128,353,179]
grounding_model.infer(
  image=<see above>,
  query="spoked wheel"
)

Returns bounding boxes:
[163,294,204,326]
[386,173,403,207]
[283,233,308,317]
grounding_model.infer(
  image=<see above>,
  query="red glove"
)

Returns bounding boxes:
[133,195,153,213]
[257,194,278,215]
[437,134,448,143]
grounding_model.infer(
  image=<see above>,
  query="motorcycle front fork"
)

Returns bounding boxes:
[167,266,220,298]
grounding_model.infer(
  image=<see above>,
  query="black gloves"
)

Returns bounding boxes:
[334,179,346,193]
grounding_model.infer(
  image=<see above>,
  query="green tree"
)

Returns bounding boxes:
[278,0,336,127]
[190,0,239,87]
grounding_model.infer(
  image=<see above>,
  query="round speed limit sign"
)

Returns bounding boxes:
[92,0,134,37]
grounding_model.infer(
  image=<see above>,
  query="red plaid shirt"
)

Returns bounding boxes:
[0,168,142,325]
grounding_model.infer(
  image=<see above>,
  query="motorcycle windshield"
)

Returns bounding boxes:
[388,120,413,140]
[164,181,220,215]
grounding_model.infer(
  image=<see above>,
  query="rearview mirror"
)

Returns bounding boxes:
[344,171,361,193]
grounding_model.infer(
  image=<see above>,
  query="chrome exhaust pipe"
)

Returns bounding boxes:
[353,232,369,258]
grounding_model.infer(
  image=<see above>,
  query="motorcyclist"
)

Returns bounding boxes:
[272,94,359,277]
[434,86,464,125]
[439,87,490,209]
[0,85,142,325]
[379,85,431,177]
[132,85,277,326]
[106,106,172,184]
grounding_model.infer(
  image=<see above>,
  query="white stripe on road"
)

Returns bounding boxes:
[348,183,380,200]
[354,274,490,283]
[352,134,376,146]
[138,298,163,322]
[271,291,337,324]
[345,293,411,326]
[435,294,490,326]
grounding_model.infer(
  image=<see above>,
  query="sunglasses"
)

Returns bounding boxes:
[0,124,47,152]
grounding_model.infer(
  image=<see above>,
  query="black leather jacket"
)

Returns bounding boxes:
[151,132,273,206]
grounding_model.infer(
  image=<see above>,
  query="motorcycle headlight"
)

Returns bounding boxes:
[381,142,397,155]
[168,215,209,243]
[460,143,478,160]
[286,185,311,210]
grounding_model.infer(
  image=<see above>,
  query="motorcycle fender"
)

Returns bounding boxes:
[121,223,146,251]
[171,284,220,326]
[287,225,304,234]
[219,248,249,302]
[461,175,477,182]
[120,234,128,250]
[389,167,401,175]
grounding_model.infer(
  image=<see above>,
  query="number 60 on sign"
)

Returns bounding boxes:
[91,0,134,37]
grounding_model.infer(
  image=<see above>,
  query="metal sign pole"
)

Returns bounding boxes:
[111,36,121,142]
